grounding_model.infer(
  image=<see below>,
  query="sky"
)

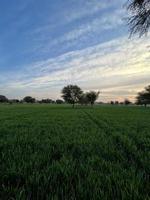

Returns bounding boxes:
[0,0,150,102]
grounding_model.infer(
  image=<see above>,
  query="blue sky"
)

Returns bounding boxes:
[0,0,150,101]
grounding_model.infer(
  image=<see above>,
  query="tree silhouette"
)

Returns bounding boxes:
[61,85,83,107]
[136,85,150,106]
[23,96,35,103]
[127,0,150,36]
[0,95,8,103]
[124,99,131,105]
[79,93,89,105]
[40,99,53,103]
[56,99,64,104]
[86,91,100,106]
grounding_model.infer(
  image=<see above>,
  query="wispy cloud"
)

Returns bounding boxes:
[30,1,126,56]
[0,0,149,102]
[1,35,149,101]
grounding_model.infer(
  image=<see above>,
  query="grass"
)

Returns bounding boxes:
[0,104,150,200]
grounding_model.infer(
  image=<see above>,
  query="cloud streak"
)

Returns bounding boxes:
[0,0,149,102]
[29,1,126,56]
[1,35,150,101]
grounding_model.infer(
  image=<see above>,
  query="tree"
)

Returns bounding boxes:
[127,0,150,36]
[41,99,53,103]
[124,99,131,105]
[136,85,150,106]
[61,85,83,107]
[0,95,8,103]
[86,91,100,106]
[79,93,89,105]
[110,101,114,105]
[9,99,20,103]
[23,96,35,103]
[115,101,119,105]
[56,99,64,104]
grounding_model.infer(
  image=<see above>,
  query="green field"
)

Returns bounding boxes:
[0,104,150,200]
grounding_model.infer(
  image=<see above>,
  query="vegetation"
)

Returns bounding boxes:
[0,95,8,103]
[86,91,100,106]
[124,99,132,105]
[61,85,100,107]
[0,104,149,199]
[61,85,83,107]
[40,99,53,104]
[127,0,150,36]
[56,99,64,104]
[1,85,150,107]
[23,96,35,103]
[79,93,89,105]
[136,85,150,106]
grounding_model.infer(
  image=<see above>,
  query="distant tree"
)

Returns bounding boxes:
[61,85,83,108]
[86,91,100,106]
[15,99,20,103]
[9,99,20,103]
[127,0,150,36]
[56,99,64,104]
[79,93,89,105]
[124,99,131,105]
[110,101,114,105]
[23,96,35,103]
[136,85,150,107]
[0,95,8,103]
[115,101,119,105]
[41,99,53,103]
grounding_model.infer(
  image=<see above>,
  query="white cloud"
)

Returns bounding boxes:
[1,35,150,102]
[30,1,126,55]
[50,8,125,48]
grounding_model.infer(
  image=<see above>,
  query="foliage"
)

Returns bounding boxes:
[136,85,150,106]
[56,99,64,104]
[0,95,8,103]
[40,99,53,103]
[23,96,36,103]
[115,101,119,104]
[61,85,83,107]
[0,104,149,199]
[127,0,150,36]
[9,99,20,103]
[79,91,100,106]
[86,91,100,106]
[78,93,89,105]
[124,99,131,105]
[110,101,114,105]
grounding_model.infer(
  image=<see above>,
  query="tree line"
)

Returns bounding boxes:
[0,85,150,107]
[0,96,64,104]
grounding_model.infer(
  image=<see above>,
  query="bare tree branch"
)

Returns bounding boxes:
[127,0,150,36]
